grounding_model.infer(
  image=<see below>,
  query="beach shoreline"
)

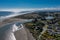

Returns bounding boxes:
[0,18,35,40]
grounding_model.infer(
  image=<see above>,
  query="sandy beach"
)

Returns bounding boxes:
[0,18,35,40]
[14,25,35,40]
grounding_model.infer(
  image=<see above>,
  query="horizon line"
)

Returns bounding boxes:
[0,8,60,12]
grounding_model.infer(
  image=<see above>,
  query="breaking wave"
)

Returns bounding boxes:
[0,23,23,40]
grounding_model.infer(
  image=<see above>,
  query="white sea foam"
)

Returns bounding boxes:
[6,24,18,40]
[6,24,23,40]
[0,24,23,40]
[0,8,60,21]
[0,9,34,22]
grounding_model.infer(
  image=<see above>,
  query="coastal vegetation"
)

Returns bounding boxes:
[13,11,60,40]
[0,11,59,40]
[24,19,45,40]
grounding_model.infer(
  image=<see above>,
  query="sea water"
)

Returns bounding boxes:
[0,11,32,22]
[0,22,23,40]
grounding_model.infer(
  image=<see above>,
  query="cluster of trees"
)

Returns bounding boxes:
[24,19,45,39]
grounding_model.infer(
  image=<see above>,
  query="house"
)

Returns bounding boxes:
[35,26,43,32]
[47,26,52,29]
[47,29,54,35]
[56,27,60,32]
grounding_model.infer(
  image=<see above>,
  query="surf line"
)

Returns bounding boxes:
[5,24,24,40]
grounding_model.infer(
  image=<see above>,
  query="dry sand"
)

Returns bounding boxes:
[14,25,35,40]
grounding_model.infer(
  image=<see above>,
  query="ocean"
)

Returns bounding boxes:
[0,10,33,21]
[0,11,13,16]
[0,21,24,40]
[0,11,30,22]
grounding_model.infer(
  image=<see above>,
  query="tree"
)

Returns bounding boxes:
[33,18,38,23]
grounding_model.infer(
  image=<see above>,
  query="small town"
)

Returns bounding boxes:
[24,12,60,40]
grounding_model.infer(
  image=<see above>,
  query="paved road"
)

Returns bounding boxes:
[38,25,48,40]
